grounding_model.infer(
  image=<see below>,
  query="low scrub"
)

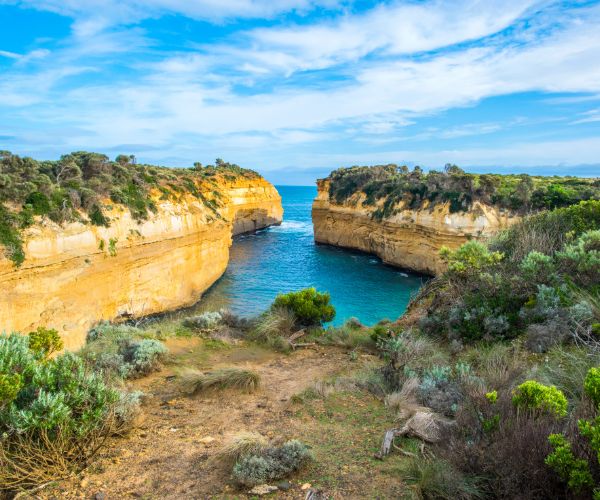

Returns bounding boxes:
[81,322,168,378]
[232,439,312,487]
[0,331,140,491]
[400,456,484,500]
[181,368,260,395]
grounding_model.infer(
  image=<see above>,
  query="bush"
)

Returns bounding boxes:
[556,230,600,288]
[27,326,63,356]
[181,368,260,395]
[440,241,503,275]
[232,439,312,486]
[512,380,568,417]
[82,322,168,379]
[271,288,335,326]
[0,332,139,490]
[183,311,222,330]
[585,367,600,407]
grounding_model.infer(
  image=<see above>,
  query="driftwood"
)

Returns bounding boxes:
[375,411,454,459]
[291,342,316,349]
[288,329,306,342]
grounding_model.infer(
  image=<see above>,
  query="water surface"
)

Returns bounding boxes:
[190,186,426,326]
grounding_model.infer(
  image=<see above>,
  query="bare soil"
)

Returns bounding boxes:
[41,338,407,499]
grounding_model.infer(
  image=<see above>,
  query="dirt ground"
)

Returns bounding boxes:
[40,338,408,499]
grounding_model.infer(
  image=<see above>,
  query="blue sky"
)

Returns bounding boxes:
[0,0,599,184]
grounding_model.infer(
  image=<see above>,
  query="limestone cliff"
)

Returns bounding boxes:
[0,177,282,350]
[312,178,518,275]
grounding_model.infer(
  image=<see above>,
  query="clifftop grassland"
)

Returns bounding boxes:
[0,151,260,266]
[326,163,600,219]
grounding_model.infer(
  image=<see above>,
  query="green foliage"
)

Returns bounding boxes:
[512,380,568,417]
[545,433,594,492]
[485,390,498,404]
[556,230,600,288]
[272,287,335,326]
[326,165,599,220]
[27,326,63,357]
[0,332,139,489]
[232,439,312,486]
[440,241,504,274]
[0,150,260,265]
[585,367,600,407]
[0,373,22,406]
[400,456,484,500]
[82,322,168,379]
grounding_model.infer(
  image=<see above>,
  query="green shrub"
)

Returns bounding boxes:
[183,311,223,330]
[0,332,139,489]
[0,373,22,406]
[440,241,504,275]
[82,322,168,379]
[585,367,600,408]
[272,288,335,326]
[512,380,568,417]
[545,433,594,493]
[27,326,63,356]
[232,439,312,486]
[556,230,600,288]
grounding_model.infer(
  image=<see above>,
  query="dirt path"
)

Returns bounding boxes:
[44,339,375,499]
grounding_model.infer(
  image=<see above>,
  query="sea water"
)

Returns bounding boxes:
[193,186,426,326]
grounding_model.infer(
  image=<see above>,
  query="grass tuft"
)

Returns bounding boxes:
[180,367,261,395]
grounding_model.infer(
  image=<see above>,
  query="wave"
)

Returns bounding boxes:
[270,220,314,235]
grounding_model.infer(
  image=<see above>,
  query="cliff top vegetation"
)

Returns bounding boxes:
[324,164,600,219]
[0,151,260,266]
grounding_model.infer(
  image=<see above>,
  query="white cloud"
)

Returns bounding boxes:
[2,0,600,172]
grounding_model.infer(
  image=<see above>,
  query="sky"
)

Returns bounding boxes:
[0,0,599,184]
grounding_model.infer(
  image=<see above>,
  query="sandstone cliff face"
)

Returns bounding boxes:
[312,179,519,275]
[0,177,282,350]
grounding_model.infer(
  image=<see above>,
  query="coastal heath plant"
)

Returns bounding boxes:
[272,287,335,327]
[512,380,568,417]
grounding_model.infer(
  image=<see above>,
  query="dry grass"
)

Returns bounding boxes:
[385,378,430,420]
[215,432,268,465]
[0,418,116,492]
[252,307,296,341]
[180,368,261,395]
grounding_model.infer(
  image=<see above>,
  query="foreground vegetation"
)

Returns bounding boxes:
[2,195,599,496]
[0,151,258,265]
[326,163,600,219]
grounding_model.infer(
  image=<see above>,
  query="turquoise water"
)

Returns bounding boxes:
[194,186,426,326]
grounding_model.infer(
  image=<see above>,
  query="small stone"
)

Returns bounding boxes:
[248,484,278,496]
[277,481,292,491]
[199,436,216,444]
[301,483,312,490]
[169,427,179,432]
[93,493,106,500]
[80,478,89,488]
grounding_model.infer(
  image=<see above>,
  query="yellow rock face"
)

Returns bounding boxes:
[0,177,282,350]
[312,179,519,275]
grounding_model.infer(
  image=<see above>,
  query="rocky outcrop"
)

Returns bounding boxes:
[312,178,519,275]
[0,177,282,350]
